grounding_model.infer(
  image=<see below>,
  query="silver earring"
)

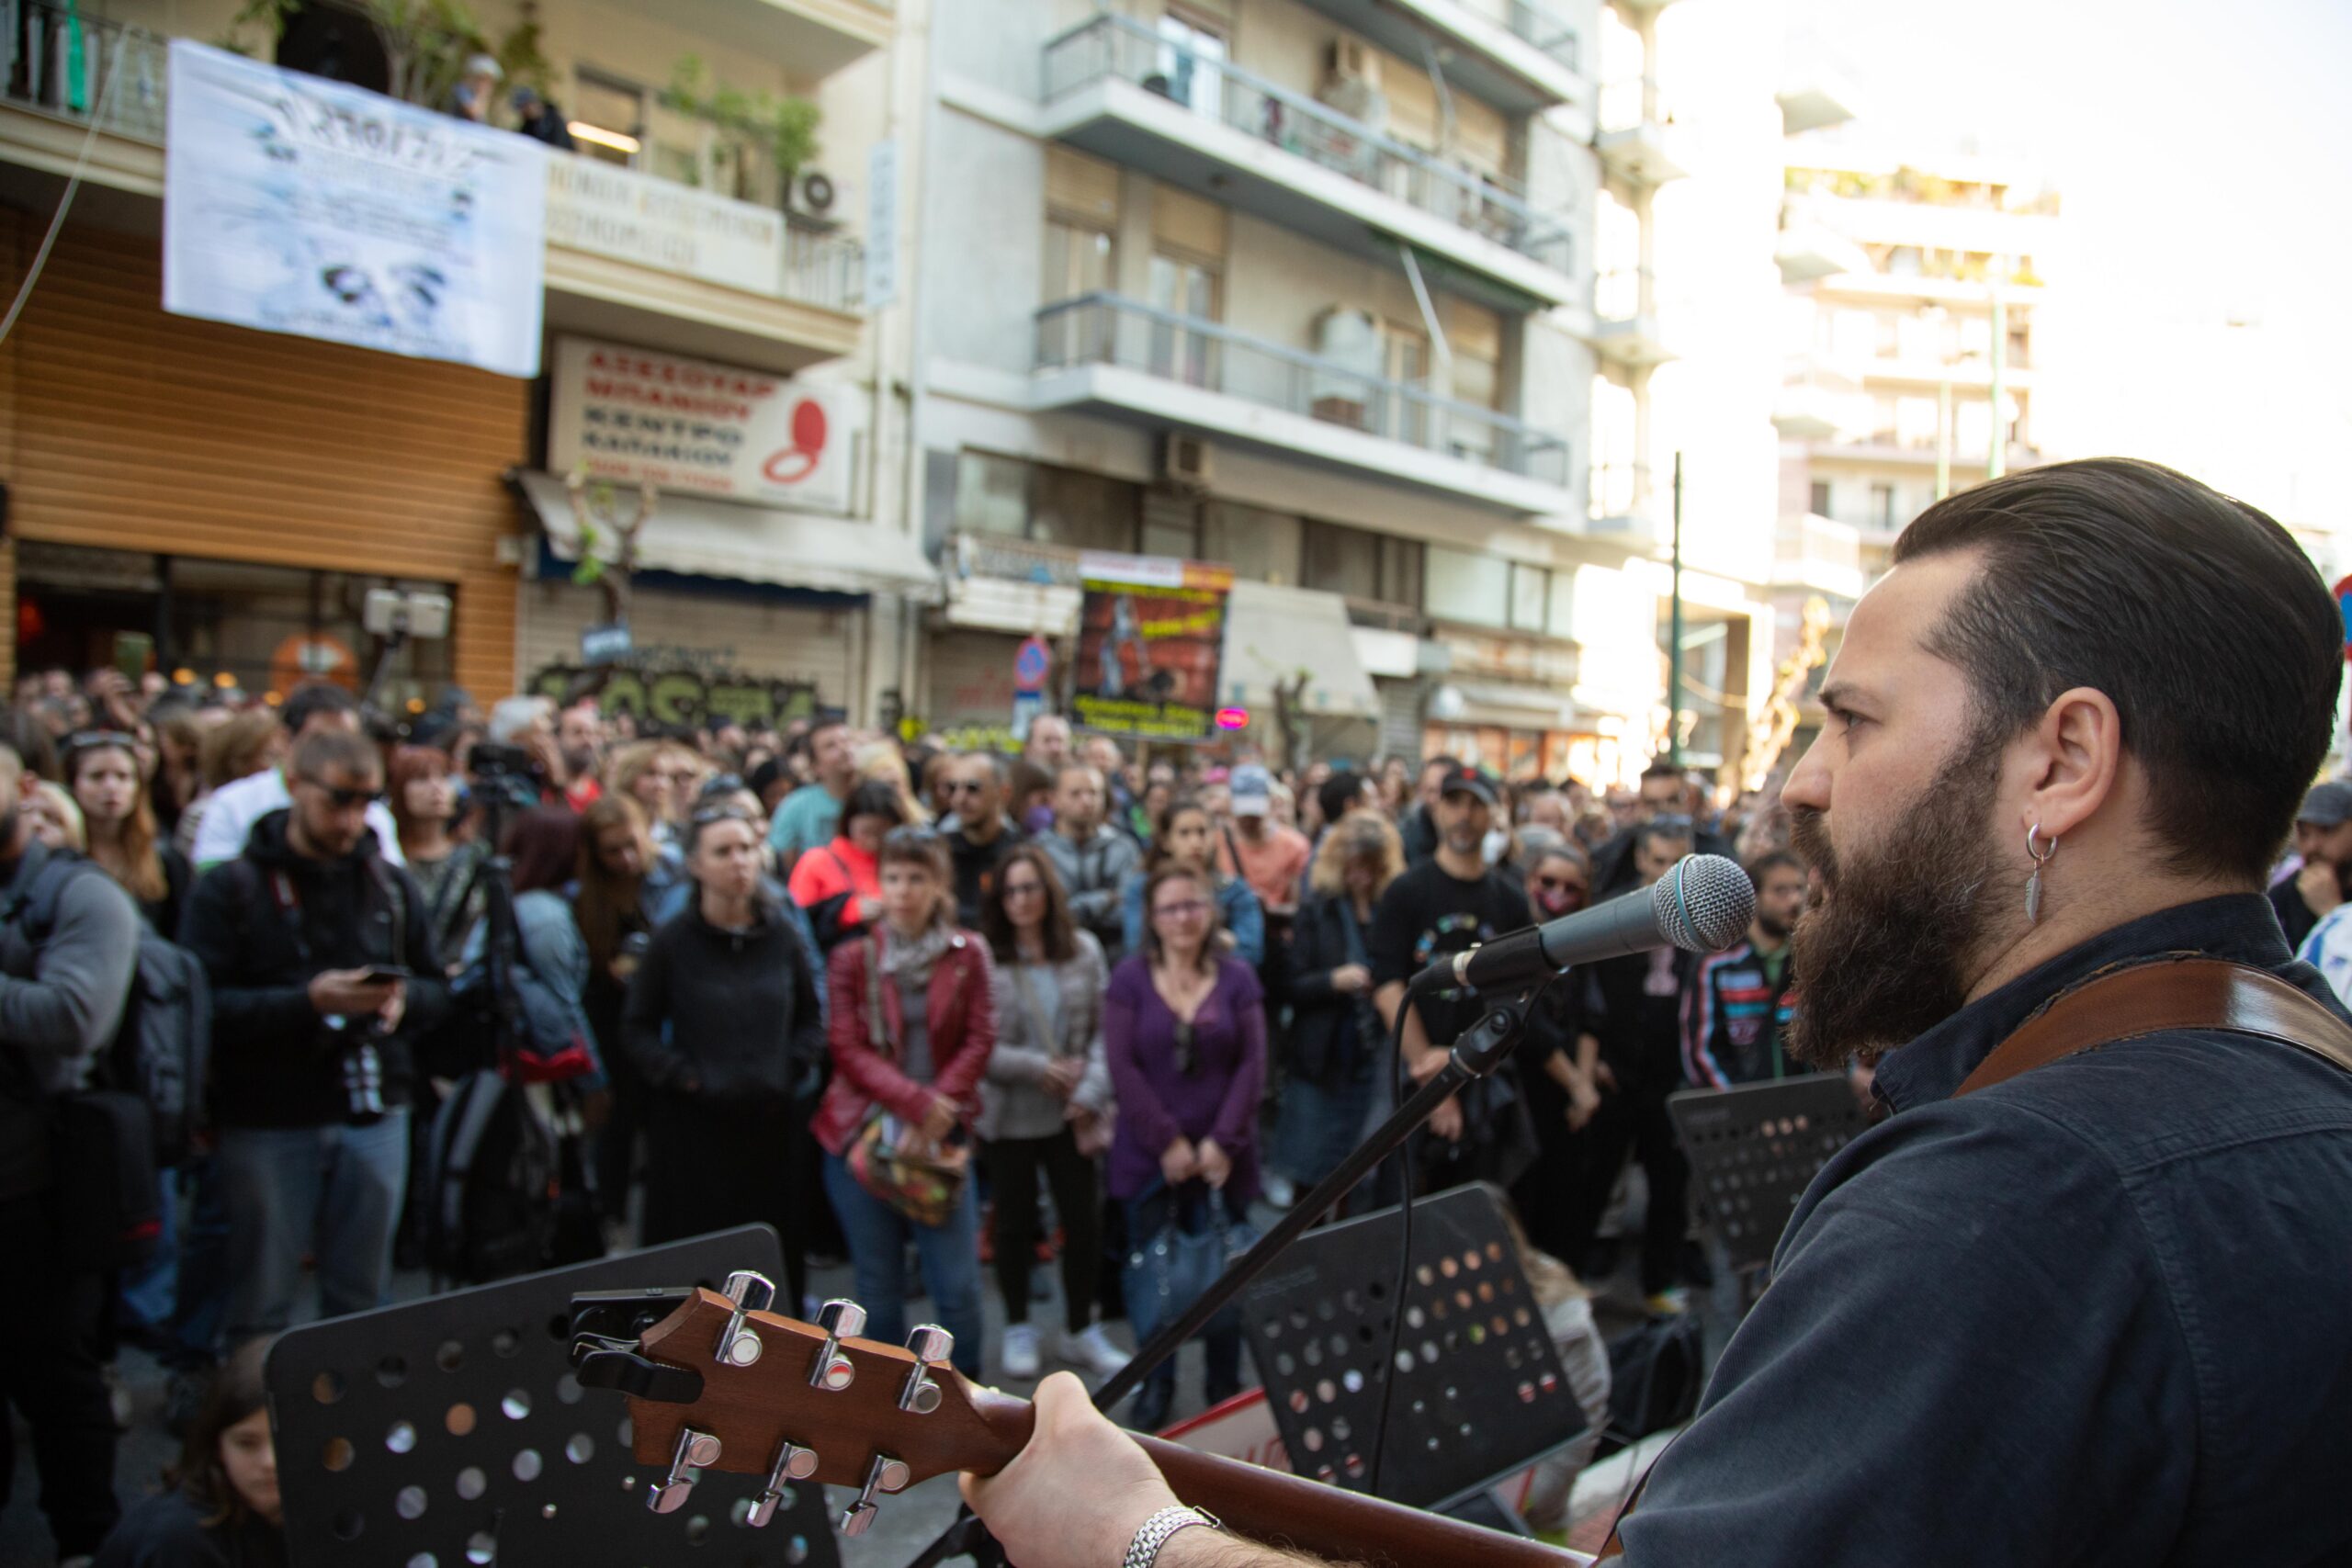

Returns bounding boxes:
[2025,824,2058,924]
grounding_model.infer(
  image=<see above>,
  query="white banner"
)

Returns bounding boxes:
[547,338,854,514]
[162,40,546,378]
[545,157,784,297]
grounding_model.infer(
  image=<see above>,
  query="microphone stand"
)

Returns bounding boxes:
[900,983,1541,1568]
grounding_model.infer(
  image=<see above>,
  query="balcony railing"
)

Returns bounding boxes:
[4,2,169,143]
[1589,458,1652,520]
[1492,0,1580,69]
[782,226,867,313]
[1037,291,1569,487]
[1043,14,1572,276]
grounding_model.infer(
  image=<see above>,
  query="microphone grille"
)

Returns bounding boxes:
[1649,853,1758,953]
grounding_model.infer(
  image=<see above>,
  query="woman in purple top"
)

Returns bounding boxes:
[1104,863,1267,1432]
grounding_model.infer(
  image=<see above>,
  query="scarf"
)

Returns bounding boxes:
[879,919,956,987]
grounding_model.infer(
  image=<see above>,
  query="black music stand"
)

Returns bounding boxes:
[1668,1075,1871,1278]
[1238,1184,1587,1513]
[267,1226,838,1568]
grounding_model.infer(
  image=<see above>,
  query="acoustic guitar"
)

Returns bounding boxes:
[571,1275,1591,1568]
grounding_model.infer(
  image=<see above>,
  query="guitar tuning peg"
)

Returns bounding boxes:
[808,1298,865,1392]
[646,1426,721,1515]
[715,1270,775,1369]
[839,1453,912,1537]
[746,1438,820,1528]
[899,1324,953,1415]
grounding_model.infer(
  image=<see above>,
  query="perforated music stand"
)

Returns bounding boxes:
[267,1225,839,1568]
[1237,1183,1587,1512]
[1668,1075,1871,1277]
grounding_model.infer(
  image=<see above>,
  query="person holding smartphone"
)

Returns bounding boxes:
[181,728,451,1344]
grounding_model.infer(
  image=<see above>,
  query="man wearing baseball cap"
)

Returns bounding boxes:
[1215,763,1310,917]
[1367,764,1534,1193]
[2272,780,2352,950]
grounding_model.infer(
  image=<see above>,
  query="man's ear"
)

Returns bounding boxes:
[2016,685,2122,843]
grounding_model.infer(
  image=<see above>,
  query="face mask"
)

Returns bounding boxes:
[1532,886,1579,918]
[1482,828,1510,866]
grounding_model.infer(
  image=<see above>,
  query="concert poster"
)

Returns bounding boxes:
[1070,551,1233,741]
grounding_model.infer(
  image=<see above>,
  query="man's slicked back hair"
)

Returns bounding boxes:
[1891,457,2340,884]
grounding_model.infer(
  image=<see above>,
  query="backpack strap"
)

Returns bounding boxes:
[1956,955,2352,1097]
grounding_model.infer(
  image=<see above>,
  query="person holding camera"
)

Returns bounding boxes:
[183,728,450,1344]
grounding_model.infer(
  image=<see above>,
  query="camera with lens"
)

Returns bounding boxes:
[468,739,543,813]
[322,1016,388,1125]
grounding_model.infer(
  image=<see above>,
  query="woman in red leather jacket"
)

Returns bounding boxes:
[814,825,994,1378]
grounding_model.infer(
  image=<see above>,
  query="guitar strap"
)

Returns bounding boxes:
[1594,955,2352,1559]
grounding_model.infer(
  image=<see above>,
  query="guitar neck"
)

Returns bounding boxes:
[964,1385,1592,1568]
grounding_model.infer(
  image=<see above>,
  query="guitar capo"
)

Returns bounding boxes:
[569,1288,704,1406]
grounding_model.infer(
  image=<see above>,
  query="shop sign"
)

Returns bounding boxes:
[1070,553,1232,742]
[163,41,547,378]
[545,157,784,298]
[548,338,853,514]
[527,662,818,731]
[580,622,633,666]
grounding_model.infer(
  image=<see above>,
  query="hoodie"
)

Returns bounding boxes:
[622,894,826,1101]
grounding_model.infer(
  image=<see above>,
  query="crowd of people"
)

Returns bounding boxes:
[0,661,1854,1563]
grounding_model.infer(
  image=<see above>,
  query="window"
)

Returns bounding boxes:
[1547,570,1577,639]
[1156,12,1227,120]
[1426,547,1510,628]
[1139,493,1199,560]
[571,73,648,167]
[1302,519,1380,603]
[956,452,1029,538]
[1808,479,1832,517]
[1379,534,1423,609]
[1044,219,1115,303]
[1202,503,1302,584]
[1032,467,1140,554]
[1870,482,1896,530]
[1509,563,1549,633]
[1148,253,1220,387]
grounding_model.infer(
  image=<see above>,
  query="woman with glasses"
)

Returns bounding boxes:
[812,827,993,1379]
[1104,863,1267,1431]
[63,730,191,939]
[1118,795,1264,967]
[978,844,1123,1383]
[624,805,829,1309]
[1270,814,1406,1214]
[388,745,486,961]
[1510,841,1601,1263]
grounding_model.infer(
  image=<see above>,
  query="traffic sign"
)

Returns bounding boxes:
[1014,635,1051,694]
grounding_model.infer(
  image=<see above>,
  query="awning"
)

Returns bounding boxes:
[1436,678,1585,730]
[940,574,1082,637]
[514,470,941,602]
[1220,581,1379,720]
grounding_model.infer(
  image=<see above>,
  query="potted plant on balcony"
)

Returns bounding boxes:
[662,55,820,209]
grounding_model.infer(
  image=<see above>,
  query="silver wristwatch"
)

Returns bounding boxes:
[1124,1505,1222,1568]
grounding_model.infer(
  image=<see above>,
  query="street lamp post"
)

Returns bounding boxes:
[1668,450,1684,767]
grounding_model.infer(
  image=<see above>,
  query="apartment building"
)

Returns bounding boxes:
[1772,139,2062,593]
[0,0,920,721]
[910,0,1638,777]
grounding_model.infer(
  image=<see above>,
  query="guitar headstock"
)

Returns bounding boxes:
[570,1272,1026,1537]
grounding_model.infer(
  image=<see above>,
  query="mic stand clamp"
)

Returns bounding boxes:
[899,987,1541,1568]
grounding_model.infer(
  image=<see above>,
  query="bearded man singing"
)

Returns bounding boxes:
[961,458,2352,1568]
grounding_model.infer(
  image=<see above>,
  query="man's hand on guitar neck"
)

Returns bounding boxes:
[961,1373,1326,1568]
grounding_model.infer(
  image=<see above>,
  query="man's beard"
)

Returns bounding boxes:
[1785,728,2009,1069]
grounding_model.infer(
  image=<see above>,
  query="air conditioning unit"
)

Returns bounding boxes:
[1326,38,1381,90]
[1161,432,1214,491]
[797,169,837,214]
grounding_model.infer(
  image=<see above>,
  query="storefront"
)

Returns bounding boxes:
[0,217,527,701]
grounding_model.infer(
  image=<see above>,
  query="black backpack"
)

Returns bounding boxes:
[6,852,212,1169]
[1597,1310,1706,1456]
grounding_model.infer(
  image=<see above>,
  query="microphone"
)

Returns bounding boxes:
[1411,853,1757,994]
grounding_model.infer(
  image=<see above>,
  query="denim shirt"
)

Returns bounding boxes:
[1623,894,2352,1567]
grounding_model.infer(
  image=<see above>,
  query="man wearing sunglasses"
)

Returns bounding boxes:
[941,751,1027,927]
[190,682,405,873]
[183,728,452,1348]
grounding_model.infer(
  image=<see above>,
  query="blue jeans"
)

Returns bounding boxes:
[218,1112,410,1341]
[820,1153,983,1379]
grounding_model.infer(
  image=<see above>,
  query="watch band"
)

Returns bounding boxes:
[1124,1505,1222,1568]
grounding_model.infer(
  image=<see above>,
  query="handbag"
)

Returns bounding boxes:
[844,936,971,1227]
[1124,1179,1261,1347]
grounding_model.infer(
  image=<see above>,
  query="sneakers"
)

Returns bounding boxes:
[1001,1322,1042,1380]
[1057,1323,1130,1382]
[1262,1173,1296,1209]
[1644,1288,1689,1317]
